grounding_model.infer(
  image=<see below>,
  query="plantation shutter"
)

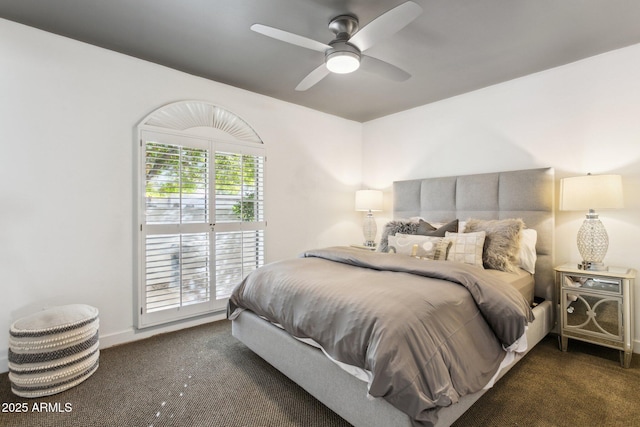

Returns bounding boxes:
[212,142,266,300]
[139,131,265,328]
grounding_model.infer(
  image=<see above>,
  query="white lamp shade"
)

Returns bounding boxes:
[355,190,383,212]
[560,174,623,211]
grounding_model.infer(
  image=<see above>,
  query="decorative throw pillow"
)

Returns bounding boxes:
[389,234,451,260]
[519,229,537,274]
[417,219,459,237]
[445,231,486,267]
[464,218,524,273]
[416,219,436,234]
[378,220,420,252]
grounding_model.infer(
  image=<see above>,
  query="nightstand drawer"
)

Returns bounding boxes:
[561,273,622,295]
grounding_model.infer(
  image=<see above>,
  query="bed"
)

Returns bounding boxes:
[228,167,555,427]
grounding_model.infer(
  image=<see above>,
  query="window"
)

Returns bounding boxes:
[136,102,265,328]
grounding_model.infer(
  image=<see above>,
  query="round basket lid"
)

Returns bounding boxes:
[10,304,98,337]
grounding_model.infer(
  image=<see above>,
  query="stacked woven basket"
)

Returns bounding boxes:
[8,304,100,398]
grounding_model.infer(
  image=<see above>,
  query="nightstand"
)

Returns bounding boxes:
[555,264,636,368]
[350,244,377,251]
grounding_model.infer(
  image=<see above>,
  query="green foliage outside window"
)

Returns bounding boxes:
[232,193,256,221]
[145,144,208,197]
[146,143,259,221]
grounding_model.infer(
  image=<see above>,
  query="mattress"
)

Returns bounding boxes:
[484,268,535,305]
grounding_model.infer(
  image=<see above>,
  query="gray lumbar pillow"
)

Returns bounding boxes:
[417,219,459,237]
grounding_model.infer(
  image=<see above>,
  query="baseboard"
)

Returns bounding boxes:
[1,311,227,374]
[99,311,227,349]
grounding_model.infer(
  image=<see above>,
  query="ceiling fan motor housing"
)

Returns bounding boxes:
[328,15,359,40]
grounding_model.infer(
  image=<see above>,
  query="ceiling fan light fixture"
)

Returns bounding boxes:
[251,1,421,90]
[326,50,360,74]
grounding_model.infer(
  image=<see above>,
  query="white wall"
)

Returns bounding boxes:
[362,43,640,351]
[0,19,363,372]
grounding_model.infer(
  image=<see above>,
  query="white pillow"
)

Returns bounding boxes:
[519,229,537,274]
[388,234,450,260]
[445,231,486,267]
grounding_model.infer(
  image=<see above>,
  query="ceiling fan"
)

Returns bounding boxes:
[251,1,423,91]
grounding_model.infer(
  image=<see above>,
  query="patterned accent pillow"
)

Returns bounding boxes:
[464,218,524,272]
[445,231,486,267]
[389,234,451,260]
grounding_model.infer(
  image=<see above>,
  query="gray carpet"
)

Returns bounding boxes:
[1,320,638,427]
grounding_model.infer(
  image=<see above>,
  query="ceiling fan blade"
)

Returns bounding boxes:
[360,55,411,82]
[348,1,422,52]
[295,64,331,91]
[251,24,331,53]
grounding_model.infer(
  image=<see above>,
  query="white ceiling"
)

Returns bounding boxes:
[2,0,640,122]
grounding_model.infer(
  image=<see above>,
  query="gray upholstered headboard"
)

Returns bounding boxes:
[393,167,555,302]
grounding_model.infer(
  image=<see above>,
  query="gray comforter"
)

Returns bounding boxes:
[228,247,534,426]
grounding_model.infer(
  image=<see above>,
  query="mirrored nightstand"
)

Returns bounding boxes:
[555,264,636,368]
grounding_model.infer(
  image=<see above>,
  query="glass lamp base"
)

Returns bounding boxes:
[576,213,609,271]
[362,211,377,248]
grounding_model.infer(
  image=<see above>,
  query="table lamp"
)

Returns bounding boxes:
[355,190,383,247]
[560,174,623,271]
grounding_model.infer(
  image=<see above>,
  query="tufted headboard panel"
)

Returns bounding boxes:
[393,168,555,301]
